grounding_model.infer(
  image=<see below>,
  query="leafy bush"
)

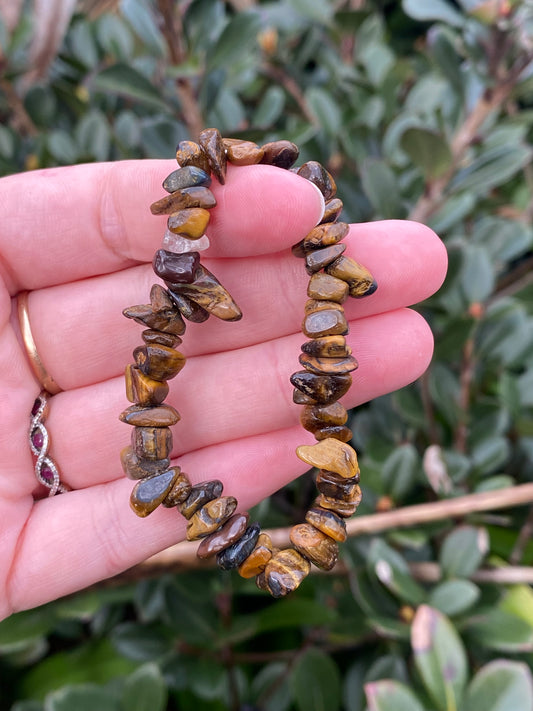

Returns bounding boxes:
[1,0,533,709]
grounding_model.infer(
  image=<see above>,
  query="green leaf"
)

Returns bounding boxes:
[306,86,342,136]
[360,159,404,219]
[440,526,488,578]
[122,663,167,711]
[44,685,120,711]
[76,110,111,162]
[0,607,56,653]
[381,443,421,501]
[400,127,452,179]
[365,679,426,711]
[206,12,262,69]
[412,605,468,711]
[253,85,286,129]
[428,26,464,95]
[111,622,173,661]
[343,661,366,711]
[501,585,533,628]
[288,0,334,23]
[428,192,476,233]
[251,662,292,711]
[467,609,533,652]
[464,660,533,711]
[402,0,465,26]
[257,598,337,633]
[290,648,341,711]
[48,130,78,164]
[92,63,168,110]
[121,0,165,56]
[96,14,133,60]
[429,580,480,616]
[460,244,495,304]
[450,144,533,195]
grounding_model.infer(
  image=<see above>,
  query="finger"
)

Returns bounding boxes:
[22,220,445,391]
[1,162,324,292]
[46,308,433,490]
[4,421,316,615]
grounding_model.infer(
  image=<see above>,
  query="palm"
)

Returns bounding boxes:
[0,160,447,620]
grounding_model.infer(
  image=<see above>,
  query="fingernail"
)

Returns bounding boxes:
[306,180,326,225]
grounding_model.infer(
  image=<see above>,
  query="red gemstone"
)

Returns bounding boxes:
[31,430,44,449]
[31,399,42,416]
[41,466,53,482]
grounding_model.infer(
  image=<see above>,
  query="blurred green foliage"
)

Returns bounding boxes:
[1,0,533,709]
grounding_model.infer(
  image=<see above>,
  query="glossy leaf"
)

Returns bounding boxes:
[206,12,262,69]
[290,648,341,711]
[467,609,533,652]
[428,579,480,616]
[44,684,120,711]
[400,127,452,179]
[464,660,533,711]
[365,679,426,711]
[440,526,488,578]
[402,0,465,25]
[411,605,468,711]
[360,158,404,219]
[122,663,167,711]
[92,64,168,110]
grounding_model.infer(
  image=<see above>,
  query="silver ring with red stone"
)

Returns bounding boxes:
[30,392,69,496]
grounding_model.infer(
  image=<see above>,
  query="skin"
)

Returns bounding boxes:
[0,160,447,620]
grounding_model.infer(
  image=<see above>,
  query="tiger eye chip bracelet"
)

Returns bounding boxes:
[120,128,377,597]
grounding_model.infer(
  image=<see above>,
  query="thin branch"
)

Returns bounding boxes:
[101,482,533,585]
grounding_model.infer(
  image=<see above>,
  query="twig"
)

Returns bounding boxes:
[102,482,533,584]
[261,63,317,127]
[156,0,204,138]
[510,504,533,565]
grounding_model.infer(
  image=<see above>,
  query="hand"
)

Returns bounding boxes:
[0,160,447,619]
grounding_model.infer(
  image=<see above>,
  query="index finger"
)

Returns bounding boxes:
[0,160,324,293]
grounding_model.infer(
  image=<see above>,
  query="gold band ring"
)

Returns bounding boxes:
[17,291,62,396]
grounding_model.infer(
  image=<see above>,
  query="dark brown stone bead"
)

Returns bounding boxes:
[167,208,211,239]
[314,425,353,442]
[325,256,378,298]
[133,344,186,381]
[123,304,185,336]
[303,222,350,251]
[198,127,227,184]
[238,532,273,578]
[153,250,200,284]
[216,523,261,570]
[120,446,170,480]
[292,389,317,405]
[264,548,311,597]
[304,299,344,316]
[226,141,264,165]
[142,329,182,348]
[150,186,216,215]
[186,496,238,540]
[305,243,346,275]
[290,371,352,405]
[299,352,358,375]
[169,291,210,323]
[163,166,211,193]
[149,284,174,312]
[300,402,348,431]
[315,487,362,517]
[119,404,181,427]
[169,264,242,321]
[260,140,299,169]
[125,365,170,406]
[305,506,347,542]
[130,467,180,517]
[256,570,270,592]
[302,309,348,338]
[292,222,348,257]
[178,480,224,519]
[289,523,338,571]
[176,140,210,173]
[301,335,350,358]
[316,469,360,498]
[307,273,349,303]
[162,467,192,507]
[131,426,172,461]
[196,513,249,558]
[297,161,337,200]
[316,469,360,501]
[296,438,359,478]
[321,198,344,224]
